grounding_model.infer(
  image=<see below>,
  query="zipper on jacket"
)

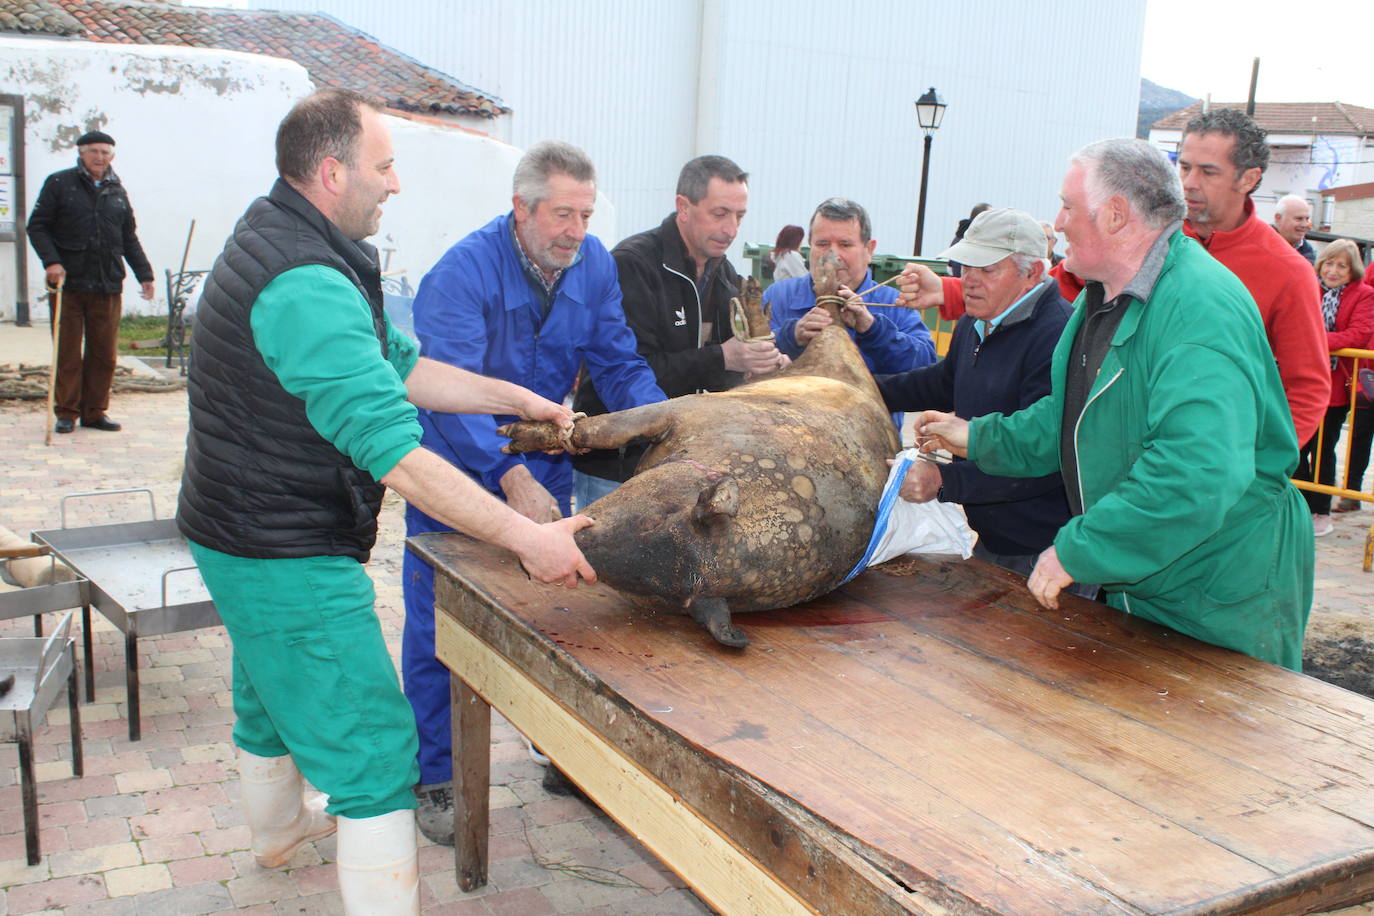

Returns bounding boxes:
[1071,366,1124,519]
[662,262,705,349]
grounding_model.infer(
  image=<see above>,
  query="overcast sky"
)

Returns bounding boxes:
[1142,0,1374,109]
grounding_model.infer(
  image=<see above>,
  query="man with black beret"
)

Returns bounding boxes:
[27,130,155,433]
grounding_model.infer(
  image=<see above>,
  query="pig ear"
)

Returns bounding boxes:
[693,475,739,525]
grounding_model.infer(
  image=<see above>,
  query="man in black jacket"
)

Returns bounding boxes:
[877,208,1093,596]
[27,131,155,434]
[571,155,784,505]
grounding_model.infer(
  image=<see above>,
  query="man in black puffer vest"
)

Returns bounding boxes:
[177,89,596,914]
[27,130,154,434]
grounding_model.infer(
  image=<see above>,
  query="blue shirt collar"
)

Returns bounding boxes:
[974,284,1038,341]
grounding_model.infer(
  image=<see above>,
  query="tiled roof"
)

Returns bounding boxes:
[0,0,79,33]
[1152,101,1374,136]
[0,0,508,119]
[1321,181,1374,203]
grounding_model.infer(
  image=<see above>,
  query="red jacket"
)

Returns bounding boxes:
[1183,201,1329,443]
[1324,281,1374,406]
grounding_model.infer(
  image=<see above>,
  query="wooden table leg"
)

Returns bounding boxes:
[451,672,490,891]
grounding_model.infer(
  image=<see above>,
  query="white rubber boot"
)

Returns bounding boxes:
[336,809,420,915]
[238,750,336,868]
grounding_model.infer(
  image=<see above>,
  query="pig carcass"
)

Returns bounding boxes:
[499,276,901,647]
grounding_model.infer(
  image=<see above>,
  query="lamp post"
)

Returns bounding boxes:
[912,87,947,257]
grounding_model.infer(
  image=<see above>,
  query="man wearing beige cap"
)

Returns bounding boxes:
[876,207,1093,595]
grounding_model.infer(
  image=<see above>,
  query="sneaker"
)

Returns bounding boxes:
[1334,497,1362,513]
[1313,514,1335,537]
[524,738,550,767]
[415,782,454,846]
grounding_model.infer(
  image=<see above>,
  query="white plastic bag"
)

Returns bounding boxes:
[842,450,974,581]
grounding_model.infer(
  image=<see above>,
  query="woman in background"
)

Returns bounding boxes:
[1298,239,1374,533]
[769,224,806,282]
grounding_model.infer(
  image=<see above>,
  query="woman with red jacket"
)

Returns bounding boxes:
[1298,239,1374,535]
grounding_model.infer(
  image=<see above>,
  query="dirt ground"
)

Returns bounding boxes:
[1306,617,1374,697]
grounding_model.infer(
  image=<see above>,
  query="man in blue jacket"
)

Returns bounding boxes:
[765,198,934,373]
[402,141,666,842]
[877,208,1091,596]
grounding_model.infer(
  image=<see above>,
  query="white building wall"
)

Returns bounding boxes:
[381,116,616,283]
[0,38,586,322]
[1330,197,1374,242]
[249,0,1145,267]
[0,39,311,320]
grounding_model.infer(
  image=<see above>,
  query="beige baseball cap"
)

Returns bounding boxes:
[939,207,1045,267]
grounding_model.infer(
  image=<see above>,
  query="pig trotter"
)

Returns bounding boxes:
[498,420,567,454]
[690,597,748,648]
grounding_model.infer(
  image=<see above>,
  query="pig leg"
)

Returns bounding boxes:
[689,597,748,648]
[499,402,676,455]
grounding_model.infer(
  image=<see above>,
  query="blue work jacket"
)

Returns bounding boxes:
[764,269,935,373]
[412,213,665,507]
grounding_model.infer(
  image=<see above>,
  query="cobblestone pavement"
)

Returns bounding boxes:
[0,383,708,916]
[2,327,1373,914]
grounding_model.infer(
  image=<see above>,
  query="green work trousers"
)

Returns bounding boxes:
[189,541,419,818]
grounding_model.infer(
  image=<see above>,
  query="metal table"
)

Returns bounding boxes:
[1,612,82,864]
[32,490,218,740]
[1,545,90,699]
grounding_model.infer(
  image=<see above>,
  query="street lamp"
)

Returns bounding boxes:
[912,87,947,257]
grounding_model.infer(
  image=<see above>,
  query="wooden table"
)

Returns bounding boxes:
[412,533,1374,916]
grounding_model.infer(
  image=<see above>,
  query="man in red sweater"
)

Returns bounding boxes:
[1176,108,1328,444]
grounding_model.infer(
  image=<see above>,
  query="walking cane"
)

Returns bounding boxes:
[44,278,65,447]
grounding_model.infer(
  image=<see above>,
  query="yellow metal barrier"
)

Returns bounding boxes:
[919,306,956,358]
[1290,347,1374,571]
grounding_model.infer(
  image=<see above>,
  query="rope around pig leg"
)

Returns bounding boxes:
[815,293,848,321]
[560,412,586,452]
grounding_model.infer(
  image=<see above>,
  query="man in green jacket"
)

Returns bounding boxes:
[916,138,1312,670]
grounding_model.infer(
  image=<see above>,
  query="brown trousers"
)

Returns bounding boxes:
[49,289,121,422]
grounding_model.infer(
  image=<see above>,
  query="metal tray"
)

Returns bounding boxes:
[30,489,220,740]
[33,518,217,638]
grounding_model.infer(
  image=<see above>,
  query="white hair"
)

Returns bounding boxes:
[1010,252,1050,277]
[1276,194,1311,217]
[1071,138,1185,229]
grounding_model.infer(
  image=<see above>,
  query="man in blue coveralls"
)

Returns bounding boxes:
[402,141,666,843]
[765,197,936,374]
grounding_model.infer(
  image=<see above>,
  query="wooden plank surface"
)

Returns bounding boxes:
[413,533,1374,916]
[436,609,830,916]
